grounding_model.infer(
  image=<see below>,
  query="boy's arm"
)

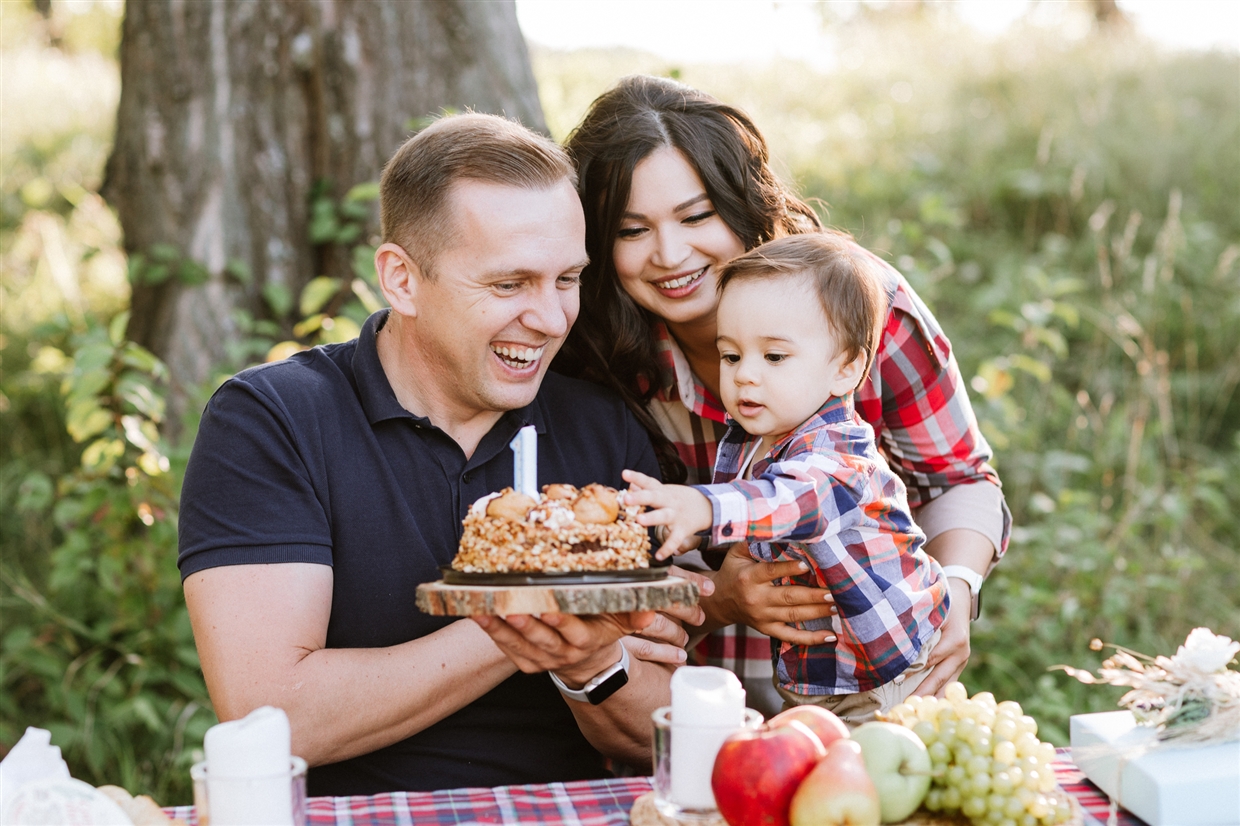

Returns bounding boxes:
[692,452,854,548]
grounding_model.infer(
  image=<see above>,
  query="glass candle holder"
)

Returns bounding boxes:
[652,706,763,822]
[190,756,307,826]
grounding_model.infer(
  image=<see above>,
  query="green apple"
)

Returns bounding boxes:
[789,739,880,826]
[850,722,932,823]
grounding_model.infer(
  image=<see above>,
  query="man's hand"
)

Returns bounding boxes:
[701,542,837,645]
[472,610,655,687]
[622,566,716,665]
[622,469,713,559]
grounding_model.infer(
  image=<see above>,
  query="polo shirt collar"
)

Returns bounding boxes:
[352,309,546,434]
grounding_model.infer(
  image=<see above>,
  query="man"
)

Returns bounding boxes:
[178,114,704,796]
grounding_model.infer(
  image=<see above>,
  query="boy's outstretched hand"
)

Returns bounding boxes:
[622,469,714,560]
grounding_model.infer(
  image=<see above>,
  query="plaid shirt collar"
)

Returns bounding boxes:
[718,394,855,479]
[652,321,729,423]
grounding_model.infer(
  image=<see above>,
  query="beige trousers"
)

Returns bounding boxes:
[774,628,942,728]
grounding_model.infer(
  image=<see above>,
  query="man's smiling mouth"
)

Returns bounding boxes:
[491,344,545,370]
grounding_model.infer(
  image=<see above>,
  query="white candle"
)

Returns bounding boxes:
[509,425,538,497]
[203,706,294,826]
[670,666,746,810]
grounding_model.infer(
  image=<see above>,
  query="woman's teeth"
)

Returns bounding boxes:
[657,268,705,290]
[492,345,544,368]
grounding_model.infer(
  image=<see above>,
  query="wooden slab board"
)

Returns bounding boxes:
[415,575,699,617]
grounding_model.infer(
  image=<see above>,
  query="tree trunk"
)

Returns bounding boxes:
[103,0,544,434]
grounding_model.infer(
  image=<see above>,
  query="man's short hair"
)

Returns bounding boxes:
[717,233,887,388]
[379,113,577,276]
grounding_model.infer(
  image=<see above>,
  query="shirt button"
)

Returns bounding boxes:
[721,526,732,537]
[462,473,472,484]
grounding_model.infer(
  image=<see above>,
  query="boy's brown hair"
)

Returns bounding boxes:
[717,232,887,390]
[379,113,576,277]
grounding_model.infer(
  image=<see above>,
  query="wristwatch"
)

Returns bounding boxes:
[940,565,984,621]
[549,644,631,705]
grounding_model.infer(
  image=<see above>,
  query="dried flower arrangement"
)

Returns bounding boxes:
[1057,628,1240,744]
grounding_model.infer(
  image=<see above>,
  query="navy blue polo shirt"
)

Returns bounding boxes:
[178,310,659,796]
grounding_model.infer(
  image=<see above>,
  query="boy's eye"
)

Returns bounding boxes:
[721,353,740,364]
[495,281,521,293]
[558,274,582,288]
[764,353,787,363]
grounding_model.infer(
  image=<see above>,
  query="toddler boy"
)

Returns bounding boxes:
[624,233,949,722]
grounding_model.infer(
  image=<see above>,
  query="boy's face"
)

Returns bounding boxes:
[716,274,864,445]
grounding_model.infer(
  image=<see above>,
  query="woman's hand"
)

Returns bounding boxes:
[911,526,995,697]
[911,579,972,697]
[701,542,836,645]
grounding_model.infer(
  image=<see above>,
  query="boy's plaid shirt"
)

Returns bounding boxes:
[643,243,1009,685]
[694,395,950,694]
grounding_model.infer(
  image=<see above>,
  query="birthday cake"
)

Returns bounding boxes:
[452,484,651,573]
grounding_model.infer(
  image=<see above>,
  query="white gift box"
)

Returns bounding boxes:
[1070,710,1240,825]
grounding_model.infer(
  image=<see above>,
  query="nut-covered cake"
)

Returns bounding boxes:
[452,483,651,573]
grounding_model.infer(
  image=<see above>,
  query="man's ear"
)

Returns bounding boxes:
[375,242,424,318]
[829,350,868,398]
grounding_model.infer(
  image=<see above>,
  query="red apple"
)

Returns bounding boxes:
[768,706,850,750]
[712,719,827,826]
[789,740,881,826]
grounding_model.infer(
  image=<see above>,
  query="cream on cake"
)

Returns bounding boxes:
[452,483,651,573]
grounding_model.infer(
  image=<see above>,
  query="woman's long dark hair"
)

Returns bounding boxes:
[556,75,822,482]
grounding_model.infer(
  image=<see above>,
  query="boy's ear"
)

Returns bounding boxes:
[829,350,868,397]
[375,242,425,318]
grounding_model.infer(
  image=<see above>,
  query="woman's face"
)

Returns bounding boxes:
[611,146,746,329]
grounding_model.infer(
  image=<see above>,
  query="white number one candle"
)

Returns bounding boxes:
[510,425,538,497]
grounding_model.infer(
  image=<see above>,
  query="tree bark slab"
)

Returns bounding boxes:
[416,576,699,617]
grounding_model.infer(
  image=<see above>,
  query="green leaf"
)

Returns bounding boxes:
[16,472,55,512]
[116,377,165,422]
[308,199,339,244]
[1009,354,1052,383]
[126,253,146,285]
[67,400,113,443]
[262,282,294,318]
[149,243,181,263]
[335,223,361,245]
[108,312,130,347]
[119,343,164,378]
[177,258,210,286]
[225,258,253,286]
[345,181,380,202]
[299,277,340,316]
[144,264,171,285]
[81,438,125,473]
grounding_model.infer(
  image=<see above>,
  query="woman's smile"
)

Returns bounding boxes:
[652,266,709,297]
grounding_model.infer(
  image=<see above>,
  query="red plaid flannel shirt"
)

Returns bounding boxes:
[644,245,1008,691]
[695,395,950,694]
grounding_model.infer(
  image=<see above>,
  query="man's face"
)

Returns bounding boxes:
[410,179,587,422]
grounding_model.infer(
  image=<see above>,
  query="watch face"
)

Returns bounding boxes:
[586,669,629,705]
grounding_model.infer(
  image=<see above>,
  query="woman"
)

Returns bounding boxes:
[556,75,1010,715]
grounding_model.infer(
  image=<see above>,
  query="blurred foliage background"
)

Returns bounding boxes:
[2,0,1237,803]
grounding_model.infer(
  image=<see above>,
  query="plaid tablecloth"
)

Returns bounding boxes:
[166,750,1144,826]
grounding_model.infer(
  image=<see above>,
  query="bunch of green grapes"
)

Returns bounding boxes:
[879,683,1076,826]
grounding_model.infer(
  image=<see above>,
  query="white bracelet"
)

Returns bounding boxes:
[940,564,984,595]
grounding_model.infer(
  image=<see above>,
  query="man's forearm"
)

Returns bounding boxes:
[564,657,674,771]
[186,563,518,768]
[271,623,517,766]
